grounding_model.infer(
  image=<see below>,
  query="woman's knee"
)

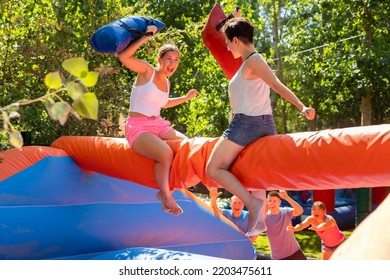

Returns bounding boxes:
[156,146,174,166]
[205,161,217,179]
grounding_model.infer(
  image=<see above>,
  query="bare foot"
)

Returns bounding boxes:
[156,191,183,216]
[246,201,267,236]
[246,198,264,236]
[246,223,267,237]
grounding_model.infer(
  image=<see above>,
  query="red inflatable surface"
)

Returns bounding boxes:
[48,124,390,191]
[201,3,242,79]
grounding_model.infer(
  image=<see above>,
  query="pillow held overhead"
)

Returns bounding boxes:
[90,16,165,54]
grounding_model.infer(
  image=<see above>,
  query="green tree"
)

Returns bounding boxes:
[1,0,389,151]
[270,0,389,131]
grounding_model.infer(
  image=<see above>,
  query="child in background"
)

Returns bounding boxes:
[287,201,346,260]
[208,187,259,243]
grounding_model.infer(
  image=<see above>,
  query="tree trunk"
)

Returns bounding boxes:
[360,93,372,126]
[356,2,374,226]
[271,0,287,133]
[360,3,373,126]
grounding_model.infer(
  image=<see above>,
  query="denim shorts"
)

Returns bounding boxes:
[223,114,277,146]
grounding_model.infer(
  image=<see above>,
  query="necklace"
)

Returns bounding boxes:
[245,51,257,61]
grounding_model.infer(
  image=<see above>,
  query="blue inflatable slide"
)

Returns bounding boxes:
[0,145,255,260]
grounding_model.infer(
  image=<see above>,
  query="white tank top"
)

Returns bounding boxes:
[228,53,272,116]
[129,70,169,116]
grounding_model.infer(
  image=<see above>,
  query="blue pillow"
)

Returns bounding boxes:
[90,16,165,54]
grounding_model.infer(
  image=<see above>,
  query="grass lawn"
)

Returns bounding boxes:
[253,229,353,260]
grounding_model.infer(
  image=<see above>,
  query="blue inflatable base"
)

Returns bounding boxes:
[0,155,255,260]
[52,247,226,260]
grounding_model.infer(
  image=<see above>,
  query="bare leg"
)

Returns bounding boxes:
[133,131,184,215]
[323,250,332,260]
[206,137,264,234]
[250,190,267,234]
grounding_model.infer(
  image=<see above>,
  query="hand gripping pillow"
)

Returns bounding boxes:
[201,4,241,80]
[90,16,165,54]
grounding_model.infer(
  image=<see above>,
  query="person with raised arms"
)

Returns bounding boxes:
[118,25,198,216]
[206,16,315,236]
[265,190,307,260]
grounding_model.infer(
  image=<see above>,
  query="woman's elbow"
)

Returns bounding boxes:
[294,209,304,216]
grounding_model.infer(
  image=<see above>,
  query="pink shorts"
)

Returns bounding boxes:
[125,116,173,148]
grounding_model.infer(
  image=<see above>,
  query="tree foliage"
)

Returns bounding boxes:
[1,0,389,151]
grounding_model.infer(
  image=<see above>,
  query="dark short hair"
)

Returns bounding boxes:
[222,17,254,45]
[158,44,179,58]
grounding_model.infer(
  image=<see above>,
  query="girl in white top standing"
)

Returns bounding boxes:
[118,25,198,216]
[206,17,315,236]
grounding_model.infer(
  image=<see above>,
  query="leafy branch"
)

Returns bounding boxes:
[0,57,100,149]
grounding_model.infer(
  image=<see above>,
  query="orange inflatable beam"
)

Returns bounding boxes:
[51,124,390,191]
[201,3,242,80]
